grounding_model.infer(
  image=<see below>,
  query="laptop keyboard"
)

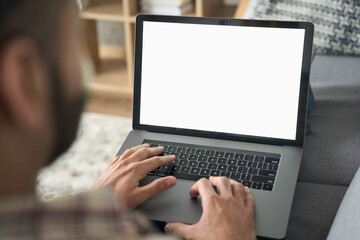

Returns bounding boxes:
[143,139,281,191]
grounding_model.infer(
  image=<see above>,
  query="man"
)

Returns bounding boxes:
[0,0,256,239]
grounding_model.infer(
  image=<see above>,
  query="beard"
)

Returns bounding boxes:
[48,66,87,163]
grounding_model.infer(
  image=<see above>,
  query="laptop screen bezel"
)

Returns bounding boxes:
[133,14,314,148]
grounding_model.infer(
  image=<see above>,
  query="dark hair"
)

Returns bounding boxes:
[0,0,69,65]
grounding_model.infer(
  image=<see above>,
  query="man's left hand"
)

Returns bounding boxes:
[89,144,177,209]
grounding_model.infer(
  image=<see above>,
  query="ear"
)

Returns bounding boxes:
[0,38,47,130]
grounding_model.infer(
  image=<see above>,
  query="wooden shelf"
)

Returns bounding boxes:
[209,5,237,18]
[80,0,125,22]
[89,58,133,96]
[80,0,241,98]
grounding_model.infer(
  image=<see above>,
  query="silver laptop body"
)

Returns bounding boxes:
[117,15,314,240]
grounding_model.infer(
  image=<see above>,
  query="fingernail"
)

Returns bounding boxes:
[244,186,250,192]
[165,224,172,232]
[166,178,176,187]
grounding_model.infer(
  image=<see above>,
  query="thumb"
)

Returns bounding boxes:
[135,176,177,204]
[165,222,193,239]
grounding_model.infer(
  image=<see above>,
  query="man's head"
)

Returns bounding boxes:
[0,0,86,195]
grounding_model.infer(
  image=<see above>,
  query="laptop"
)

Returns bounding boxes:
[117,14,313,239]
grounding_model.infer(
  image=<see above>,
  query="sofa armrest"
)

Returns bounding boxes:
[327,167,360,239]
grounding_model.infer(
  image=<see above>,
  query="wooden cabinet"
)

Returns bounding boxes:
[79,0,239,97]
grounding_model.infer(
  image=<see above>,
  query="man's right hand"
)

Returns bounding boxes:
[165,177,256,240]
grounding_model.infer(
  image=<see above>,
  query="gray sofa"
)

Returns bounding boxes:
[285,55,360,239]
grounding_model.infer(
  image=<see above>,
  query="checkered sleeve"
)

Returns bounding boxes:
[0,188,178,240]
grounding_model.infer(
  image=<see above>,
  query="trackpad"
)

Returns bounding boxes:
[137,176,202,224]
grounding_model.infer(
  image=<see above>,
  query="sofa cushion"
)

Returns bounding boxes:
[310,55,360,100]
[298,55,360,186]
[286,182,347,240]
[327,167,360,240]
[298,100,360,186]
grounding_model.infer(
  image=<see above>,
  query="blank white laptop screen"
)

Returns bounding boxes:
[140,21,305,141]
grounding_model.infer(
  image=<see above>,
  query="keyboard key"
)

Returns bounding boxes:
[228,159,237,165]
[179,160,188,166]
[189,155,198,161]
[268,163,279,171]
[227,166,238,172]
[209,163,218,170]
[176,147,186,153]
[205,150,215,156]
[245,155,254,161]
[170,165,179,173]
[156,164,172,176]
[265,157,280,164]
[162,145,169,151]
[180,166,190,174]
[242,181,252,187]
[168,146,177,152]
[259,170,277,177]
[235,153,245,160]
[238,160,247,167]
[169,172,204,182]
[263,184,273,191]
[238,167,248,174]
[252,182,263,189]
[257,163,268,169]
[198,156,208,162]
[221,171,231,178]
[186,148,196,154]
[160,164,171,171]
[211,170,220,176]
[247,162,257,168]
[196,149,206,155]
[248,168,258,175]
[241,174,251,181]
[200,169,210,176]
[252,175,275,184]
[215,151,225,158]
[218,164,227,171]
[150,143,159,147]
[217,158,227,164]
[179,154,188,160]
[224,152,234,158]
[148,170,156,176]
[190,168,201,175]
[230,172,240,180]
[208,157,217,163]
[254,156,265,162]
[188,161,197,167]
[198,162,208,169]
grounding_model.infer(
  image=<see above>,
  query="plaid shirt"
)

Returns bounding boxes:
[0,188,177,240]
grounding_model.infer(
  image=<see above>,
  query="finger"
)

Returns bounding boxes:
[132,176,177,205]
[119,144,150,160]
[244,186,255,210]
[165,222,193,239]
[108,156,121,167]
[230,179,245,203]
[189,178,215,201]
[138,155,176,175]
[209,176,232,197]
[127,146,165,163]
